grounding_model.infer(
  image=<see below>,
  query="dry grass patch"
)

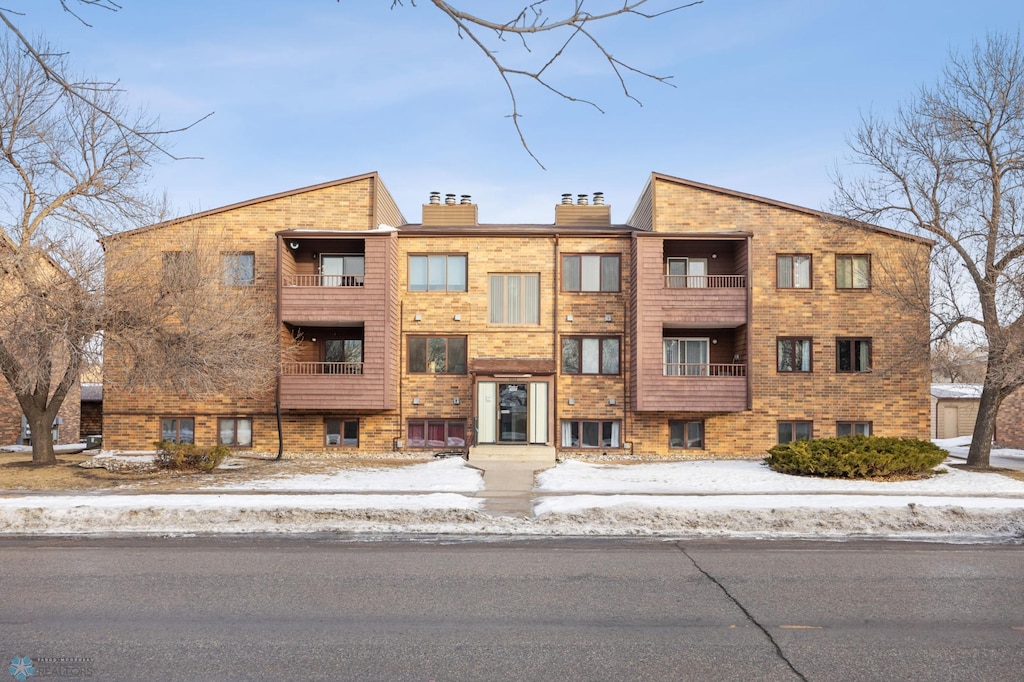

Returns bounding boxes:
[0,451,435,492]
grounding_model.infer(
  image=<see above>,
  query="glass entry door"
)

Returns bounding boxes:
[498,383,528,442]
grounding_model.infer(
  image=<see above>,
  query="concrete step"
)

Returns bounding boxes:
[469,444,557,463]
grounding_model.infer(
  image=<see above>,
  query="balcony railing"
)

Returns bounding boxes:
[280,361,364,375]
[283,274,364,287]
[665,274,746,289]
[663,363,746,377]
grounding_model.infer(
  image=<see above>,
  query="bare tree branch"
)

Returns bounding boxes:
[831,33,1024,467]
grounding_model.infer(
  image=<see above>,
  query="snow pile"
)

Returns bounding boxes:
[935,436,1024,462]
[79,453,158,473]
[207,457,484,493]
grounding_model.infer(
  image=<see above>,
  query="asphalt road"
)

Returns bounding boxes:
[0,536,1021,681]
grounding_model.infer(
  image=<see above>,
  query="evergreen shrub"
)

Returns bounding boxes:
[765,435,947,479]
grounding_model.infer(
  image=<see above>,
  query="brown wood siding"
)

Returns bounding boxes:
[373,177,407,227]
[626,177,654,231]
[279,372,390,410]
[554,205,612,226]
[631,234,750,412]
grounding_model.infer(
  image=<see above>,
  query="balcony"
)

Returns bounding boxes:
[665,274,746,289]
[284,274,364,288]
[278,361,390,410]
[663,362,747,377]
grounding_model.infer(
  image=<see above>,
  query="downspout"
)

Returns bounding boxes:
[398,300,404,449]
[553,234,560,448]
[275,234,284,460]
[745,235,753,411]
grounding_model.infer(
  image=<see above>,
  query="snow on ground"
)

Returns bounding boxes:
[935,436,1024,462]
[2,449,1024,540]
[535,459,1024,495]
[207,456,484,493]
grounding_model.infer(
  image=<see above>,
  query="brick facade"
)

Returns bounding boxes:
[100,172,932,459]
[996,388,1024,448]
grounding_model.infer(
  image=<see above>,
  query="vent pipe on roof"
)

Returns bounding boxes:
[460,194,472,205]
[445,193,456,205]
[577,194,589,205]
[561,193,573,205]
[429,191,440,205]
[593,192,605,205]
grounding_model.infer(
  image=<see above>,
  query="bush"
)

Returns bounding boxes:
[764,435,947,479]
[154,441,231,472]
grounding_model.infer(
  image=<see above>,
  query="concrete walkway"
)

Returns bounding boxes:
[468,445,556,517]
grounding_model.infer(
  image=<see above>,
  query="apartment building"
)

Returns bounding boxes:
[100,171,932,458]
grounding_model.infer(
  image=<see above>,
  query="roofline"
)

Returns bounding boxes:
[649,172,936,246]
[100,171,381,244]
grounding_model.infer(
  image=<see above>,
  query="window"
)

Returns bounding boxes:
[778,421,812,444]
[777,254,811,289]
[837,422,872,437]
[321,254,364,287]
[219,417,253,447]
[836,255,870,289]
[162,251,197,293]
[409,254,467,292]
[325,418,358,447]
[663,338,709,376]
[837,338,871,372]
[562,254,620,292]
[489,273,540,324]
[222,252,255,286]
[408,337,467,374]
[777,338,812,372]
[161,417,195,444]
[561,420,620,448]
[324,338,363,374]
[666,258,708,288]
[562,337,620,375]
[670,420,704,449]
[406,420,467,448]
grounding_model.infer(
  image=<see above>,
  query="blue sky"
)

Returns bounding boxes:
[11,1,1024,224]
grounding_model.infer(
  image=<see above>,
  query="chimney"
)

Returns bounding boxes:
[423,191,478,226]
[555,192,612,226]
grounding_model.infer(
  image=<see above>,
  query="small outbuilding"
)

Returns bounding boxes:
[931,384,982,439]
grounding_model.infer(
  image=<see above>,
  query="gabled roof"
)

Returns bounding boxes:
[101,171,383,243]
[644,172,935,245]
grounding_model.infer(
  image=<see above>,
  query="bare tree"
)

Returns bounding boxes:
[2,1,701,167]
[932,338,987,384]
[832,33,1024,467]
[0,37,279,465]
[402,0,701,166]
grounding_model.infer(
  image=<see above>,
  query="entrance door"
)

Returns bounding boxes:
[498,383,528,442]
[941,405,959,438]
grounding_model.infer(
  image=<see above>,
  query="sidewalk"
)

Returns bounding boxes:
[1,453,1023,539]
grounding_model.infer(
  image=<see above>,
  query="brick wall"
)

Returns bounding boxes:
[997,388,1024,448]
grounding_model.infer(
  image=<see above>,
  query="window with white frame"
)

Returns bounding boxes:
[489,273,540,324]
[561,420,620,448]
[561,254,620,292]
